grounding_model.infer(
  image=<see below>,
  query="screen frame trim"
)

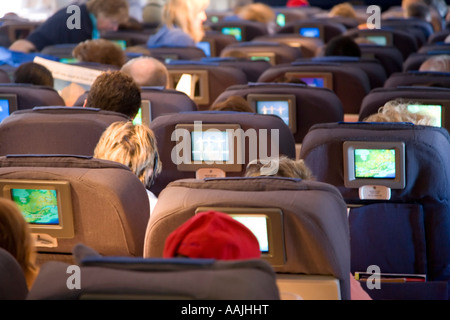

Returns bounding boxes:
[284,71,333,90]
[0,179,75,238]
[343,141,406,189]
[195,206,286,268]
[168,69,210,105]
[175,123,244,172]
[246,93,297,134]
[0,93,18,121]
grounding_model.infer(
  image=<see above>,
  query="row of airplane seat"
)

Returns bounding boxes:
[0,3,449,301]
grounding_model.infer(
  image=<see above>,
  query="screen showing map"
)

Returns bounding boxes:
[354,149,396,179]
[11,188,59,225]
[221,27,242,41]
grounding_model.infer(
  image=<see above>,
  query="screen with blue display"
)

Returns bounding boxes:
[196,41,211,57]
[300,27,320,38]
[222,27,242,41]
[0,99,10,122]
[256,100,290,126]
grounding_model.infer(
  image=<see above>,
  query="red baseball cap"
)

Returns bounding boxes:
[163,210,261,260]
[286,0,309,7]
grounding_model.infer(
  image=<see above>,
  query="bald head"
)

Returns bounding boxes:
[419,54,450,72]
[120,56,169,87]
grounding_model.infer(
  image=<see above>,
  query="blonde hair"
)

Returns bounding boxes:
[419,54,450,72]
[329,2,357,19]
[237,3,276,24]
[163,0,210,43]
[364,99,436,126]
[245,155,314,180]
[94,121,162,186]
[402,0,426,11]
[0,197,38,289]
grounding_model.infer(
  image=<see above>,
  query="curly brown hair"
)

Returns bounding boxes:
[72,39,126,68]
[86,71,141,118]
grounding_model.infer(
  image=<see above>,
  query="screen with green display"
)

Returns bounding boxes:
[11,188,59,225]
[354,149,396,179]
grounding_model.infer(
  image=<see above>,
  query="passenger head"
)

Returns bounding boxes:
[419,54,450,72]
[402,0,427,10]
[86,71,141,118]
[363,98,435,125]
[72,39,126,68]
[120,56,169,87]
[143,0,165,25]
[163,210,261,260]
[404,2,432,21]
[236,3,276,24]
[86,0,130,32]
[0,197,38,289]
[210,95,254,113]
[94,121,162,186]
[245,155,314,180]
[329,2,357,19]
[14,62,53,87]
[163,0,210,43]
[324,35,361,57]
[273,75,307,85]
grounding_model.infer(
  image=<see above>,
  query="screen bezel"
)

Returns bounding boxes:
[297,25,324,41]
[246,93,297,134]
[357,31,393,46]
[195,206,286,268]
[133,99,152,126]
[405,98,450,130]
[343,141,406,189]
[276,13,286,27]
[111,39,127,50]
[285,71,333,90]
[7,24,35,42]
[221,26,244,41]
[0,94,18,122]
[174,123,244,172]
[298,26,321,39]
[168,69,210,105]
[246,51,276,65]
[196,39,216,57]
[0,179,75,238]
